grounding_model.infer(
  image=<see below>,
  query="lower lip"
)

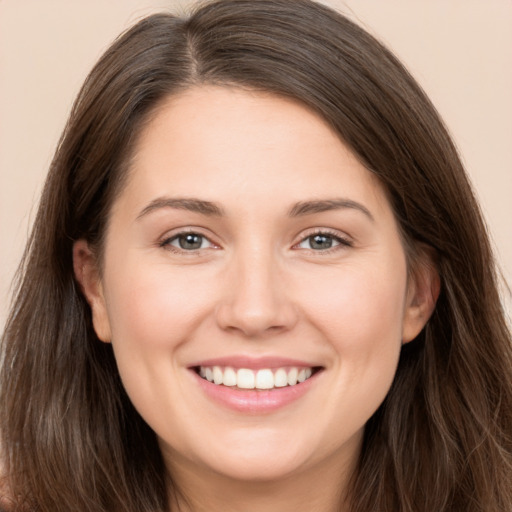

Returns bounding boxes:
[191,370,320,414]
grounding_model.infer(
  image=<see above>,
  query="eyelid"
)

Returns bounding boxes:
[292,228,353,251]
[158,227,221,253]
[157,226,353,254]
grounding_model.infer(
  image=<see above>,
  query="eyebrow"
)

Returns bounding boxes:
[288,198,375,222]
[136,196,374,222]
[137,197,225,219]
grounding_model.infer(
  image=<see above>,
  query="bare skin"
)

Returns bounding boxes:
[75,86,438,511]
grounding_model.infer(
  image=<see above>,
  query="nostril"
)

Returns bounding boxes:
[214,300,299,339]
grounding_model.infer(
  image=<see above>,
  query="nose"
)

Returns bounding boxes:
[215,248,298,338]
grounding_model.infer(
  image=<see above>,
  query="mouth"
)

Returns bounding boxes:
[189,357,324,413]
[194,365,320,390]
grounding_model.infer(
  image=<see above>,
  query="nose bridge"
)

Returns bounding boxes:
[216,241,296,337]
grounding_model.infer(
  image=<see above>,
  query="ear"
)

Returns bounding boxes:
[73,240,112,343]
[402,253,440,344]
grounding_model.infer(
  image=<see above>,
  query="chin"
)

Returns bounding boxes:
[204,450,311,483]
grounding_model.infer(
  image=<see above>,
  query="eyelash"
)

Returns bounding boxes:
[159,228,353,254]
[294,229,353,253]
[159,229,217,254]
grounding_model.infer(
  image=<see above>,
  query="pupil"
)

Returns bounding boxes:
[310,234,332,250]
[179,234,202,250]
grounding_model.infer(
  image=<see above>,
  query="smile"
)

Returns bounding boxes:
[197,366,315,390]
[190,358,323,413]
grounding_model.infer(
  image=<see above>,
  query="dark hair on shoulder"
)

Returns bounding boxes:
[1,1,511,510]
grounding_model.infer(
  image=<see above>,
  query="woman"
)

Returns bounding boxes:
[1,0,511,510]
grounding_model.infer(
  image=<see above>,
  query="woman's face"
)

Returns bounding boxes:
[77,86,434,487]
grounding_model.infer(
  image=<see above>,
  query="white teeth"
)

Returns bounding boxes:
[287,367,298,386]
[213,366,223,385]
[237,368,255,389]
[197,365,315,389]
[255,369,274,389]
[223,367,237,387]
[274,368,288,388]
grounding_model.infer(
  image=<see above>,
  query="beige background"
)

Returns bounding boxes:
[1,1,511,329]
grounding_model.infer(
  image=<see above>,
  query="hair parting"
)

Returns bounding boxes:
[1,1,511,510]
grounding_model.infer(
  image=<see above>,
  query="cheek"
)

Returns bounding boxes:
[103,260,216,350]
[304,261,407,344]
[298,258,407,404]
[301,263,407,435]
[100,261,218,425]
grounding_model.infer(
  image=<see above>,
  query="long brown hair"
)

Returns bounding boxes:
[1,1,511,510]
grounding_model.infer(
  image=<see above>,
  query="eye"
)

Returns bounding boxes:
[296,232,351,251]
[162,232,215,251]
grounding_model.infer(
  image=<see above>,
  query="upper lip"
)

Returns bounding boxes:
[188,355,321,370]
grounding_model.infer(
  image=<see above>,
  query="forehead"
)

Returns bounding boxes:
[119,85,390,218]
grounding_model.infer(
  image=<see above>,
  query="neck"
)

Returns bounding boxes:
[164,447,358,512]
